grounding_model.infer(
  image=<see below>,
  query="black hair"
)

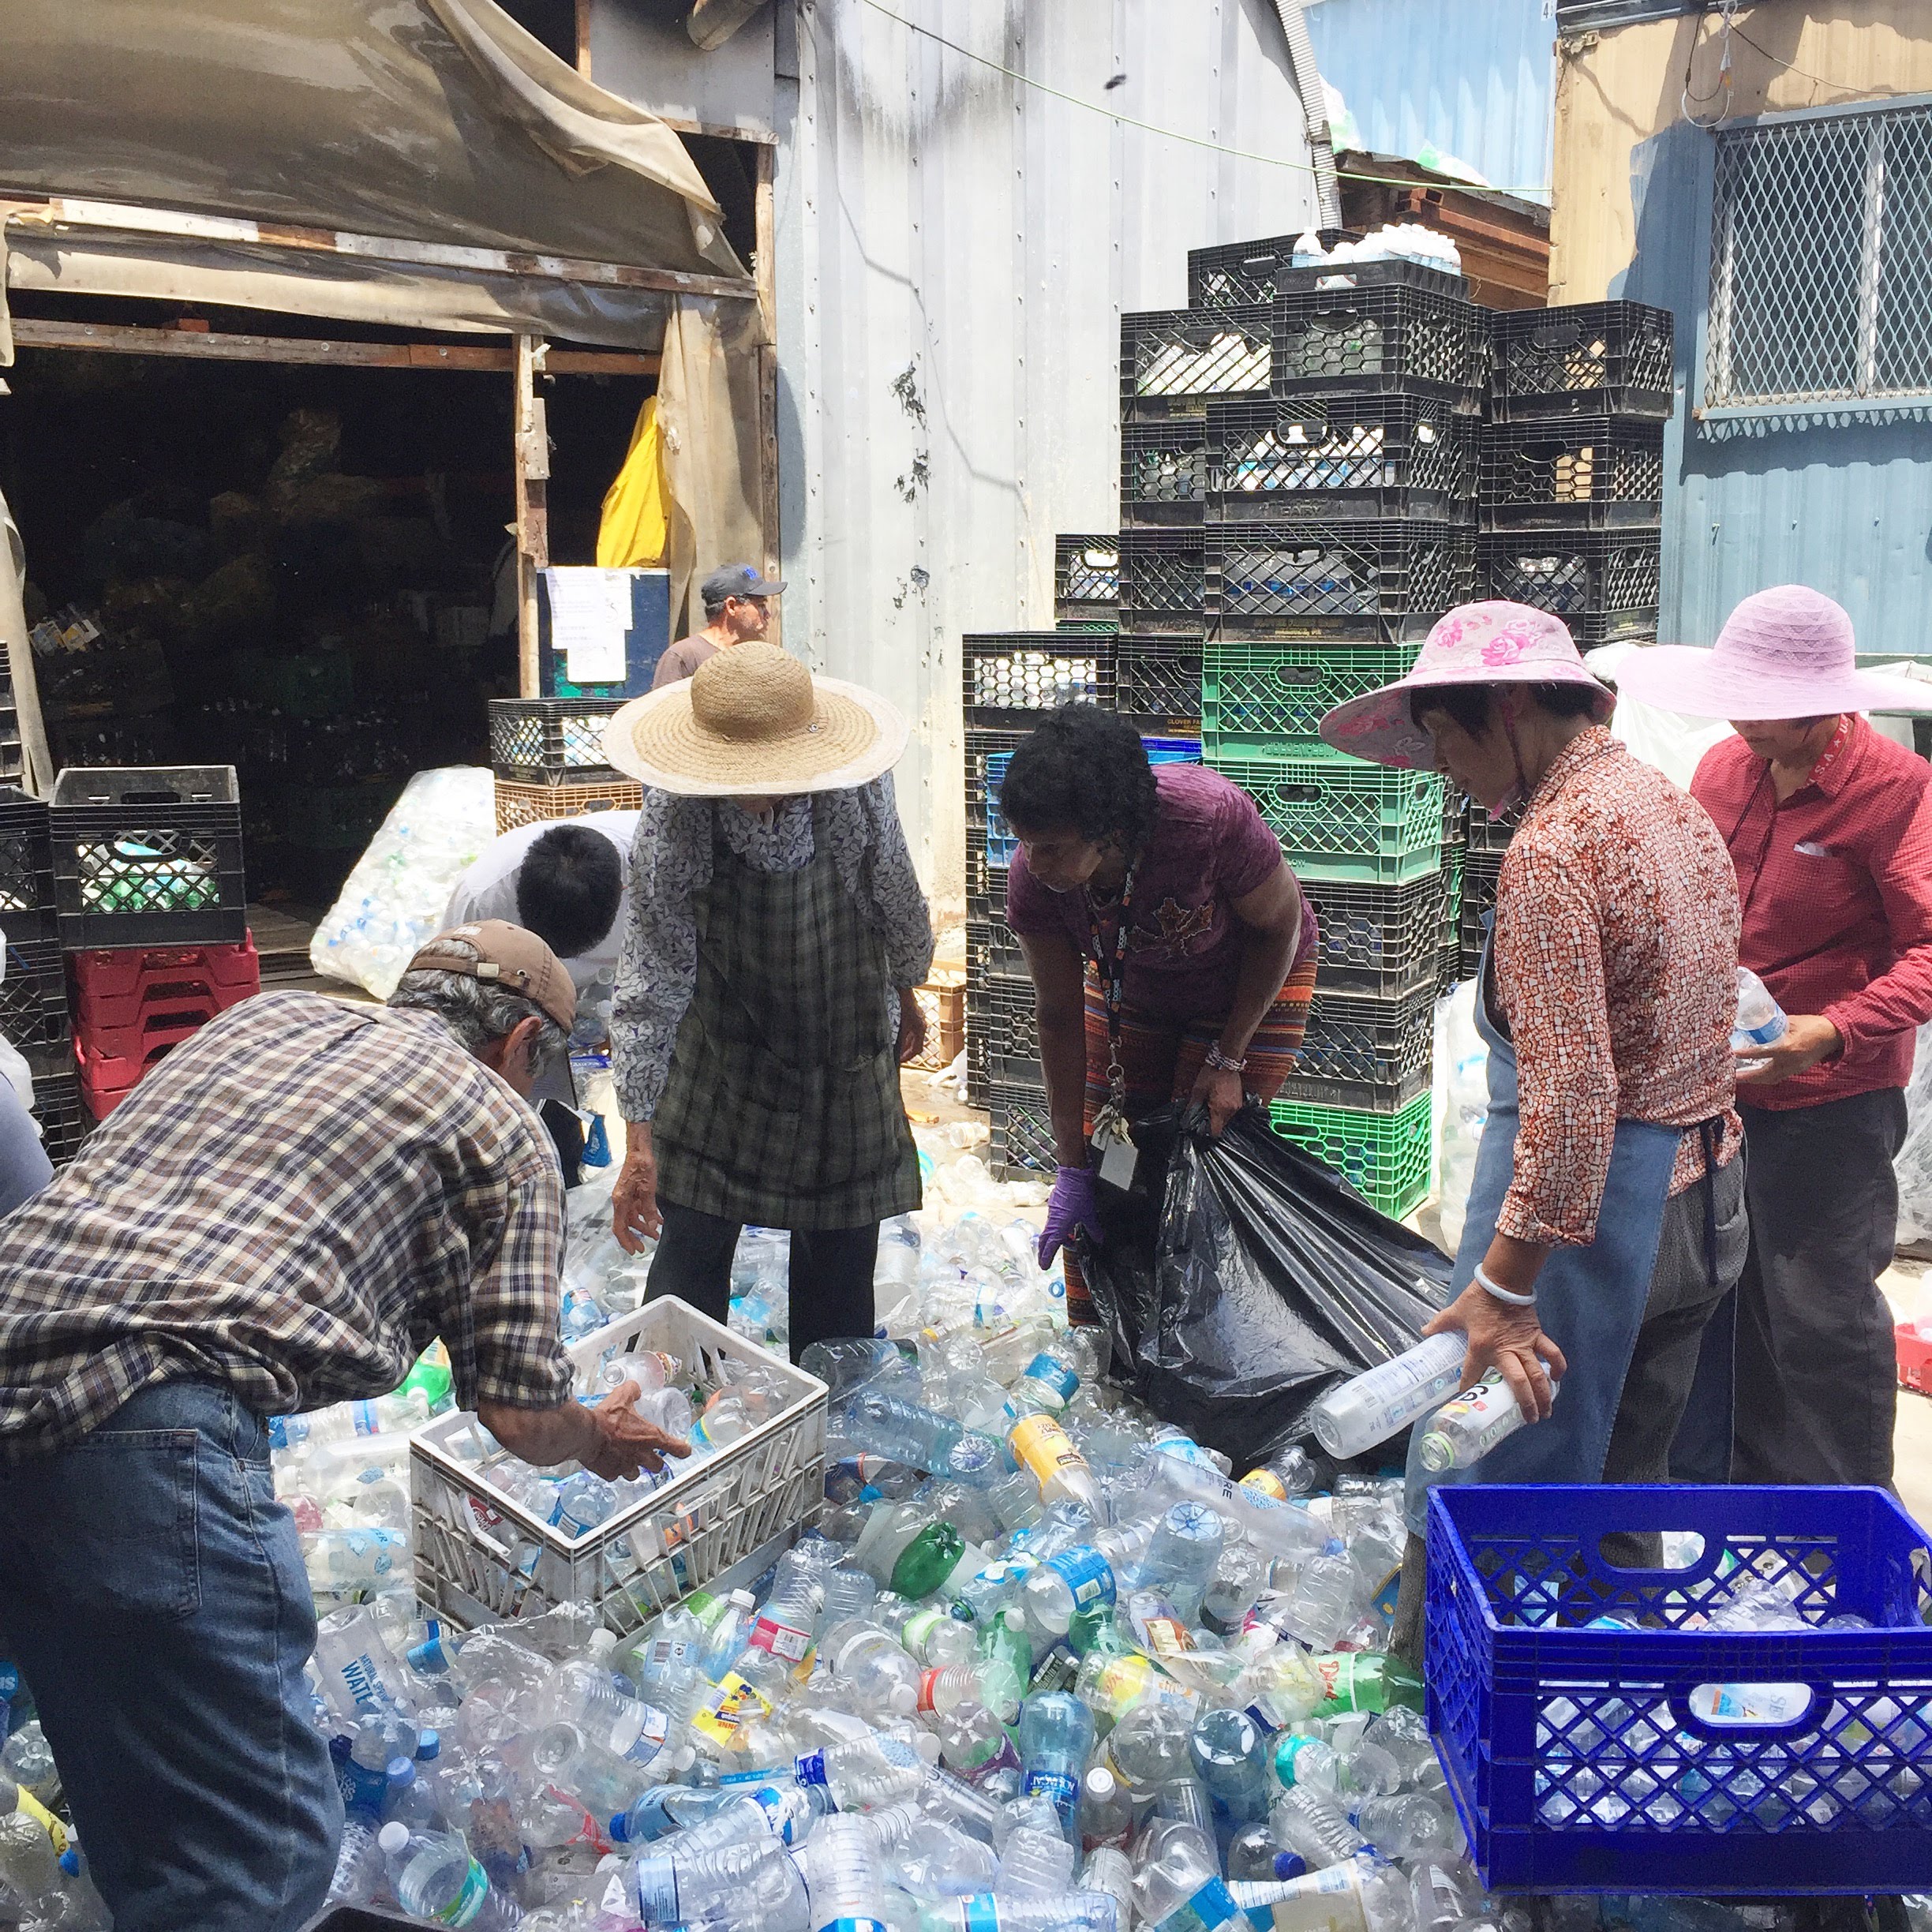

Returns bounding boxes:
[702,589,731,618]
[998,706,1159,856]
[515,825,624,961]
[1409,680,1601,736]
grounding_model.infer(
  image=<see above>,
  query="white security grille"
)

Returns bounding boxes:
[1707,102,1932,410]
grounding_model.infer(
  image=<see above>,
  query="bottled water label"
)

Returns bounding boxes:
[960,1905,1008,1932]
[433,1858,491,1926]
[1735,1016,1786,1048]
[1688,1682,1813,1726]
[1023,1765,1078,1823]
[1046,1545,1116,1612]
[792,1748,830,1788]
[747,1783,807,1843]
[1020,1352,1080,1403]
[1010,1413,1084,1487]
[1155,1874,1242,1932]
[1241,1469,1289,1501]
[748,1614,813,1664]
[691,1672,772,1748]
[630,1856,682,1926]
[1233,1861,1369,1932]
[819,1923,887,1932]
[645,1633,698,1671]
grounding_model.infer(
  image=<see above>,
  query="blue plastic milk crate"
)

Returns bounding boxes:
[1425,1484,1932,1896]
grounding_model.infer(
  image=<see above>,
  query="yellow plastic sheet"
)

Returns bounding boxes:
[597,398,669,570]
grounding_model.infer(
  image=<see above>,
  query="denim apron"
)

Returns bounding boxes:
[1405,919,1681,1534]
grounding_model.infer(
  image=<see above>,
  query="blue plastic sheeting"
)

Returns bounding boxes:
[1305,0,1556,202]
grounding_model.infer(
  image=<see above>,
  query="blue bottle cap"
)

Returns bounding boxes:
[415,1729,440,1762]
[1274,1852,1309,1880]
[608,1811,632,1843]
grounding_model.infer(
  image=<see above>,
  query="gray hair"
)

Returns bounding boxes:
[388,934,570,1069]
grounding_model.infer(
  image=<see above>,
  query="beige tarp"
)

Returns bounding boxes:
[0,489,52,797]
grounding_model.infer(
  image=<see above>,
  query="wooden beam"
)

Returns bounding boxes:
[6,317,659,375]
[575,0,593,77]
[514,335,551,698]
[754,143,781,645]
[13,197,758,303]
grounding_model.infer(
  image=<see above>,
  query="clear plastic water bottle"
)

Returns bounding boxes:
[549,1470,616,1539]
[1733,966,1788,1070]
[377,1822,519,1929]
[841,1391,1003,1486]
[1017,1690,1095,1829]
[1310,1330,1469,1458]
[1018,1523,1152,1638]
[1416,1371,1559,1473]
[1270,1784,1372,1868]
[1076,1765,1133,1852]
[1009,1351,1080,1416]
[1130,1833,1246,1932]
[1279,1541,1363,1651]
[701,1590,758,1683]
[918,1895,1121,1932]
[1350,1791,1455,1858]
[805,1812,890,1932]
[1190,1706,1271,1822]
[631,1833,794,1928]
[1140,1503,1225,1624]
[995,1824,1076,1898]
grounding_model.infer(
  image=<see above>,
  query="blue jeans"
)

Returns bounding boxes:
[0,1381,341,1931]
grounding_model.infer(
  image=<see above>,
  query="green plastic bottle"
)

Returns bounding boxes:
[399,1342,453,1413]
[890,1522,981,1601]
[1068,1604,1131,1661]
[980,1606,1034,1694]
[1307,1649,1424,1719]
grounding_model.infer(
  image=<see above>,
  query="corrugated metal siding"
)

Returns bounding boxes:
[1305,0,1556,201]
[776,0,1320,898]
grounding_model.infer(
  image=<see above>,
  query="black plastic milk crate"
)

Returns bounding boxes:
[50,766,247,949]
[1276,983,1436,1111]
[1459,849,1504,983]
[975,977,1042,1089]
[1301,874,1450,1001]
[1054,534,1119,622]
[487,697,627,784]
[1208,395,1476,524]
[1488,300,1675,421]
[1114,634,1204,729]
[967,917,1029,987]
[1119,528,1206,628]
[0,938,71,1069]
[1185,228,1361,307]
[34,1058,89,1168]
[990,1081,1056,1179]
[1479,416,1665,530]
[1121,417,1211,525]
[962,633,1114,725]
[1208,520,1474,642]
[1425,1483,1932,1896]
[966,845,1010,911]
[965,727,1030,870]
[1271,283,1486,408]
[1121,305,1272,417]
[0,788,57,944]
[1480,530,1661,647]
[1464,796,1520,855]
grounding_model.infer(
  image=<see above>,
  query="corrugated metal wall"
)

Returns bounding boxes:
[775,0,1320,900]
[1552,7,1932,660]
[1305,0,1556,200]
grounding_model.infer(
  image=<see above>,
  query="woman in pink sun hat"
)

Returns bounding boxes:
[1320,600,1748,1650]
[1615,586,1932,1491]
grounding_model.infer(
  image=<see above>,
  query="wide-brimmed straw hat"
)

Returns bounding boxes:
[1319,601,1615,769]
[603,642,908,797]
[1611,586,1932,721]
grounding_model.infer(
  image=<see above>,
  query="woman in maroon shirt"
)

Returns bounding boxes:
[1619,585,1932,1487]
[1001,708,1316,1324]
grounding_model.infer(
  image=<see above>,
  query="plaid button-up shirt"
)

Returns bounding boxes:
[0,992,571,1459]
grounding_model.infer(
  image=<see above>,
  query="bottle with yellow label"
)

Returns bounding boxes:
[1007,1413,1100,1515]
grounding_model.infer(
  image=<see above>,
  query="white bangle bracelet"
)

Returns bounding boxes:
[1474,1261,1537,1307]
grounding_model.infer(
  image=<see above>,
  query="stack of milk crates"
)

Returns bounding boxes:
[1460,304,1674,970]
[1155,232,1486,1218]
[46,766,257,1142]
[488,697,642,835]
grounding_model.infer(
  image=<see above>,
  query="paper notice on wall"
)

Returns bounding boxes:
[544,567,632,684]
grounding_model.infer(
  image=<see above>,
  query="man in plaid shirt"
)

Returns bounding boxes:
[0,923,686,1932]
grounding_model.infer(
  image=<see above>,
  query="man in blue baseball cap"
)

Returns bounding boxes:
[653,562,786,687]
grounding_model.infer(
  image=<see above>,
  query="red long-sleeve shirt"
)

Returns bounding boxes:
[1690,715,1932,1112]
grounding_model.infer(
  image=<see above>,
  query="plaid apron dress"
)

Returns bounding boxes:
[653,799,920,1230]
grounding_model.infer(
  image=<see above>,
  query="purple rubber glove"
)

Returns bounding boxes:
[1038,1162,1103,1269]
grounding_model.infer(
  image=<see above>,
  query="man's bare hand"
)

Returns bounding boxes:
[1735,1013,1840,1087]
[613,1128,661,1252]
[896,988,928,1066]
[1186,1062,1246,1137]
[586,1379,691,1482]
[1425,1279,1567,1422]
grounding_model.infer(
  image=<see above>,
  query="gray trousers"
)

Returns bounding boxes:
[1392,1149,1749,1661]
[1732,1089,1906,1488]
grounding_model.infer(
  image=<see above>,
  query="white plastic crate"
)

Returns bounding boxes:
[410,1296,826,1634]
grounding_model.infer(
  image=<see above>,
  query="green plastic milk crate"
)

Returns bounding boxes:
[1212,747,1445,885]
[1202,639,1417,756]
[1271,1091,1433,1220]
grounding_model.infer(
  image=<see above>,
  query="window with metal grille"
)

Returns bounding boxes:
[1705,100,1932,413]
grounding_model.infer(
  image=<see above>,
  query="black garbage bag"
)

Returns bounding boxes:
[1080,1102,1455,1470]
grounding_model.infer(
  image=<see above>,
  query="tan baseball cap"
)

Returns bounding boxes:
[406,921,577,1032]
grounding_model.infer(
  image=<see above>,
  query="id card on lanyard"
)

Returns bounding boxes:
[1087,865,1139,1189]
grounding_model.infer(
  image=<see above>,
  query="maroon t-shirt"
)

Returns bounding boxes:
[1006,763,1312,1023]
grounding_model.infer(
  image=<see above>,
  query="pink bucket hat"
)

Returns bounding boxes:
[1611,586,1932,721]
[1318,601,1616,770]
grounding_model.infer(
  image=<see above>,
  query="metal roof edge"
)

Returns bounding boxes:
[1556,1,1700,31]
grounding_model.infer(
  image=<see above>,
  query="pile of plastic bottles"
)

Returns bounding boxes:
[309,766,496,998]
[1289,224,1465,279]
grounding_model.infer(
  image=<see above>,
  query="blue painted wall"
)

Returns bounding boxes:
[1305,0,1556,200]
[1617,120,1932,657]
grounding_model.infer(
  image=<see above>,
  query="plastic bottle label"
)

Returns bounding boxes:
[1046,1544,1116,1612]
[1020,1353,1080,1402]
[747,1784,805,1843]
[961,1904,1004,1932]
[1023,1766,1079,1822]
[646,1633,696,1670]
[1241,1470,1290,1501]
[1155,1874,1242,1932]
[793,1748,829,1788]
[631,1856,680,1924]
[747,1615,813,1663]
[14,1787,67,1858]
[1688,1681,1813,1726]
[432,1858,491,1926]
[691,1672,772,1746]
[1260,1863,1369,1932]
[1009,1413,1084,1486]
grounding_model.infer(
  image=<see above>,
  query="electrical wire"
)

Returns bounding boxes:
[1682,0,1739,131]
[850,0,1553,200]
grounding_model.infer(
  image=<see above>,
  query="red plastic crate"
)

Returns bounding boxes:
[1898,1317,1932,1394]
[67,934,259,1032]
[74,1014,209,1116]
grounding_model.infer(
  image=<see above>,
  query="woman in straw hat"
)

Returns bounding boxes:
[601,643,933,1361]
[1614,585,1932,1489]
[1320,601,1747,1645]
